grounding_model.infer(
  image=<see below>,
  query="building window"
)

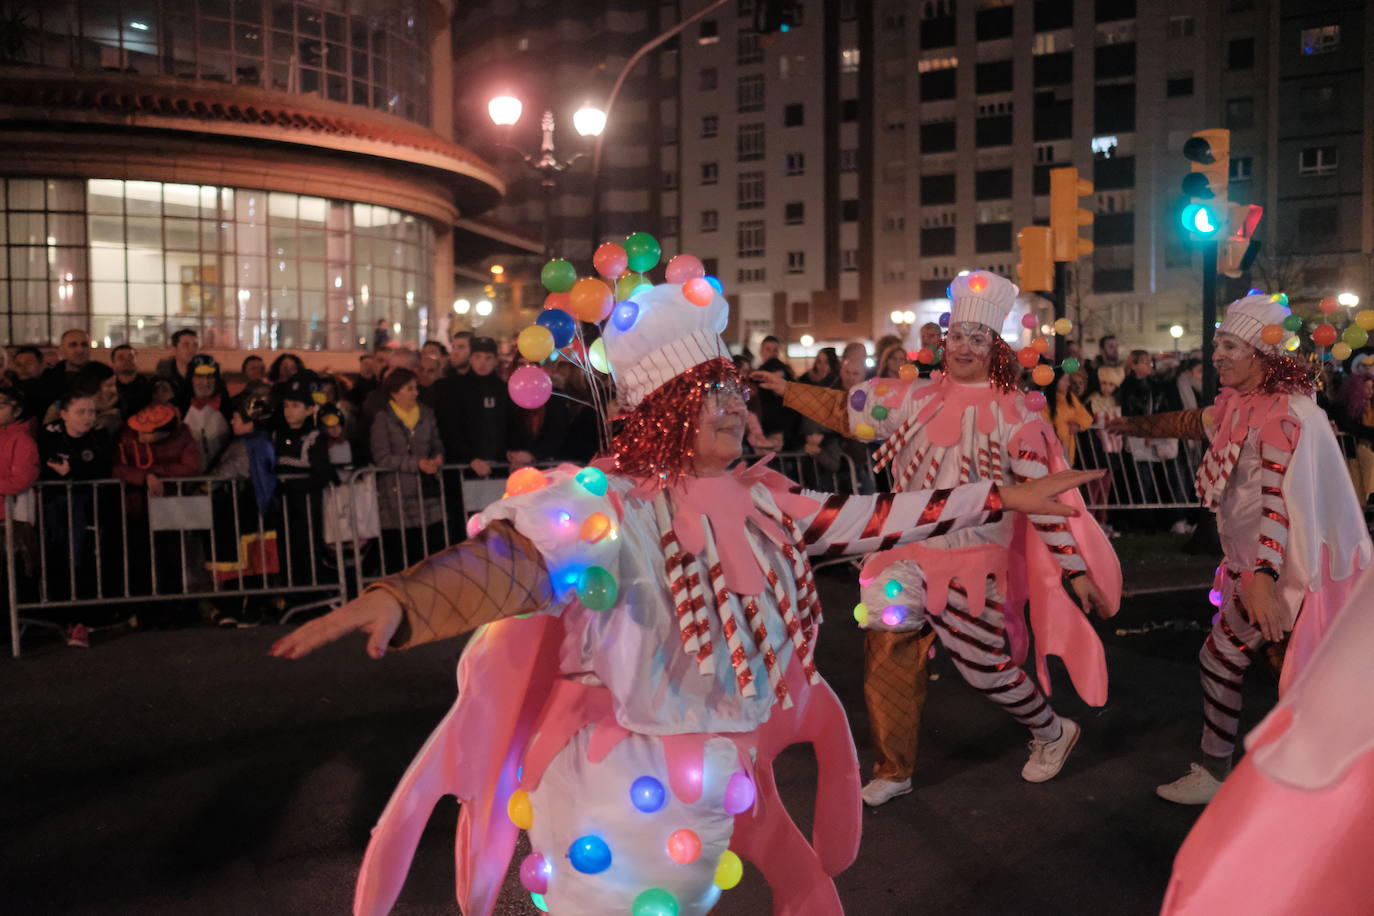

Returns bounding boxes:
[1095,83,1136,134]
[738,172,766,210]
[737,267,766,283]
[975,115,1013,148]
[884,214,906,231]
[1228,37,1255,69]
[787,251,805,273]
[1093,212,1134,246]
[976,59,1014,95]
[840,148,859,172]
[662,215,679,236]
[1300,25,1340,56]
[737,123,766,162]
[1229,157,1253,182]
[738,74,765,112]
[921,173,956,205]
[841,98,860,121]
[701,67,718,91]
[701,115,719,138]
[701,162,719,185]
[884,261,907,282]
[841,298,858,322]
[920,68,957,101]
[1296,206,1337,238]
[1092,135,1119,158]
[784,103,805,127]
[841,249,859,272]
[699,19,720,45]
[789,299,811,326]
[1298,84,1338,113]
[738,220,765,257]
[1096,0,1136,22]
[663,170,677,189]
[1298,146,1338,177]
[921,226,956,256]
[1166,72,1194,98]
[1225,97,1255,130]
[840,47,860,73]
[1094,154,1136,190]
[1034,0,1073,32]
[1167,15,1195,38]
[975,168,1013,200]
[784,152,806,176]
[738,32,762,64]
[785,201,805,225]
[701,210,719,232]
[921,121,957,153]
[976,5,1014,41]
[1093,268,1134,293]
[841,199,859,222]
[974,222,1013,253]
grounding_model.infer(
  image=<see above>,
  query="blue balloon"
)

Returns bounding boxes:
[705,275,724,295]
[611,300,640,332]
[630,776,666,813]
[568,835,612,874]
[537,308,576,348]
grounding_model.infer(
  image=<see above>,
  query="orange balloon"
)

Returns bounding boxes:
[544,292,570,312]
[580,512,612,544]
[667,828,702,865]
[1017,347,1040,368]
[1259,324,1285,345]
[505,467,548,498]
[898,363,919,381]
[682,277,715,306]
[1313,324,1338,347]
[1030,337,1049,354]
[1031,364,1055,387]
[569,277,614,322]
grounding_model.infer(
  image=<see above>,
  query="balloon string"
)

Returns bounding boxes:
[551,391,596,408]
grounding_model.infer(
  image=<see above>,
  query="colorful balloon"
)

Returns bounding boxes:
[705,275,724,295]
[1023,391,1048,411]
[1062,357,1081,374]
[898,363,919,381]
[1313,324,1338,347]
[884,579,904,599]
[881,605,905,627]
[1319,297,1339,314]
[1031,364,1055,387]
[682,277,714,306]
[508,365,553,409]
[967,272,988,293]
[568,835,612,874]
[624,232,661,273]
[915,348,935,365]
[938,312,951,328]
[1333,342,1353,361]
[1356,310,1374,331]
[631,775,667,813]
[580,512,612,543]
[505,467,549,497]
[871,405,889,421]
[611,299,640,332]
[852,602,869,626]
[588,337,611,373]
[544,291,570,312]
[577,565,618,610]
[1342,325,1369,349]
[593,242,628,280]
[722,771,756,815]
[575,466,608,496]
[1021,313,1039,330]
[714,851,743,891]
[519,853,551,894]
[570,277,615,322]
[849,389,867,411]
[517,325,555,362]
[1260,324,1285,346]
[1030,337,1049,354]
[541,258,576,293]
[855,423,876,439]
[664,254,706,284]
[616,271,647,299]
[1282,314,1303,332]
[537,308,576,348]
[667,829,702,865]
[1054,317,1073,335]
[507,790,534,830]
[1017,347,1040,368]
[632,889,680,916]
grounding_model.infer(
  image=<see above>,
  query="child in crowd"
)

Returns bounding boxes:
[209,392,279,628]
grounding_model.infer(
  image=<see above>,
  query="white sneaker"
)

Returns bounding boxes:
[861,778,913,807]
[1156,763,1223,805]
[1021,718,1081,783]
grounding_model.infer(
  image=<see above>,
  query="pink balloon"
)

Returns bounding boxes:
[664,254,705,285]
[682,277,714,307]
[593,243,628,281]
[1020,313,1039,330]
[1023,391,1048,412]
[508,365,552,409]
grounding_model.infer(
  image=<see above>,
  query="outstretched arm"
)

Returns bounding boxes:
[1107,409,1210,441]
[782,381,851,436]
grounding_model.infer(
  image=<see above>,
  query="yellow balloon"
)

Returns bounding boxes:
[1332,342,1353,361]
[714,850,743,890]
[507,789,534,830]
[852,603,869,626]
[589,337,611,373]
[1053,317,1073,335]
[517,325,554,362]
[1356,310,1374,331]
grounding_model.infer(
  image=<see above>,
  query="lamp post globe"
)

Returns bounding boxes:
[488,95,523,127]
[573,106,607,138]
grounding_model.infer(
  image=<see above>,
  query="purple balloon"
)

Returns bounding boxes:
[519,852,551,894]
[509,365,553,409]
[722,771,756,815]
[938,312,951,328]
[611,299,639,332]
[849,389,867,411]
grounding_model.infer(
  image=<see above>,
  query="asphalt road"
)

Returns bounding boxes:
[0,568,1277,916]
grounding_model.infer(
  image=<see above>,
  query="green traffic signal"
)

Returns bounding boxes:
[1181,203,1222,238]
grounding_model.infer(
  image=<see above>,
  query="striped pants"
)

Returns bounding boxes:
[1198,585,1267,759]
[861,561,1063,781]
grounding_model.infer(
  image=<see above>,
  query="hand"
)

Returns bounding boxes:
[999,469,1103,518]
[146,473,164,497]
[1071,574,1111,618]
[417,456,440,474]
[804,432,824,456]
[1244,572,1285,643]
[470,458,493,478]
[47,457,71,477]
[270,588,403,660]
[750,371,787,395]
[507,450,534,468]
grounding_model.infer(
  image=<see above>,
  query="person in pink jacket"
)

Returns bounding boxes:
[0,388,39,521]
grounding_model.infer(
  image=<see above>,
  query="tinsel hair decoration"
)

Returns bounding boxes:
[610,357,741,485]
[1257,350,1316,396]
[986,338,1020,393]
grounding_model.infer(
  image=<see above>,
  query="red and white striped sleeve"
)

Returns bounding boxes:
[1255,433,1296,579]
[793,481,1003,558]
[1008,439,1088,575]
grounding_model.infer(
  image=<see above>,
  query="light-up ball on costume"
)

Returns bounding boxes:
[1319,297,1339,314]
[682,277,715,307]
[617,271,647,300]
[612,299,641,332]
[465,513,486,539]
[899,363,920,381]
[1333,342,1354,361]
[939,312,951,328]
[1023,391,1048,412]
[556,510,574,531]
[1208,589,1224,608]
[1284,336,1301,352]
[520,852,553,893]
[589,338,611,374]
[1062,357,1081,374]
[1271,292,1289,306]
[1342,326,1369,349]
[1356,310,1374,331]
[705,275,724,295]
[509,366,553,409]
[531,892,549,912]
[594,242,629,280]
[1313,324,1338,347]
[871,405,889,421]
[577,565,619,611]
[855,423,877,439]
[722,771,756,814]
[507,790,534,829]
[881,605,905,627]
[581,512,612,543]
[1248,288,1265,296]
[916,348,936,365]
[1021,313,1039,330]
[967,272,988,293]
[536,308,576,348]
[849,389,867,411]
[541,258,577,293]
[1054,317,1073,335]
[853,603,869,626]
[1030,337,1049,355]
[1017,347,1040,369]
[1260,324,1285,346]
[624,232,662,273]
[1031,364,1055,387]
[632,888,680,916]
[714,851,744,890]
[667,828,703,864]
[570,277,615,322]
[884,579,903,599]
[544,291,570,312]
[574,466,609,497]
[665,254,706,284]
[569,835,613,874]
[505,467,549,498]
[1281,314,1303,332]
[631,775,667,813]
[518,325,555,363]
[875,383,890,397]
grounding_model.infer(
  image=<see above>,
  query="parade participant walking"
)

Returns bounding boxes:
[757,270,1120,806]
[272,279,1099,916]
[1110,293,1371,805]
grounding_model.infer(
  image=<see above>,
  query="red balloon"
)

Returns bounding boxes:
[1319,297,1339,314]
[1313,324,1338,347]
[543,292,570,312]
[1017,347,1040,368]
[916,347,935,364]
[665,254,706,285]
[682,277,714,306]
[592,243,628,281]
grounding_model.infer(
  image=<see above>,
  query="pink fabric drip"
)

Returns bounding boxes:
[1197,389,1295,510]
[860,541,1008,627]
[913,377,1022,447]
[1279,542,1366,695]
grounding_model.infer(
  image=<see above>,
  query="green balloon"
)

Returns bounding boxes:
[1282,314,1303,332]
[871,405,889,421]
[1062,357,1081,373]
[541,259,577,293]
[624,232,661,274]
[577,565,619,611]
[1342,325,1369,349]
[632,889,679,916]
[616,271,646,299]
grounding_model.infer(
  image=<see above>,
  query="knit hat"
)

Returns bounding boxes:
[949,270,1018,332]
[601,282,731,410]
[1218,294,1291,354]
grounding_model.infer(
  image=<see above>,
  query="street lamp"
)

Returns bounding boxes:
[1170,323,1184,352]
[453,298,471,315]
[487,95,607,258]
[890,310,916,340]
[1337,291,1360,308]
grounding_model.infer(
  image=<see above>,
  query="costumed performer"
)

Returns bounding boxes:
[755,270,1122,806]
[1108,292,1370,805]
[272,280,1102,915]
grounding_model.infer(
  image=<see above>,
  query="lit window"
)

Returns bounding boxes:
[1091,135,1119,158]
[1300,25,1339,55]
[840,48,860,73]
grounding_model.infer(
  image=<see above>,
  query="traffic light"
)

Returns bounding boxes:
[1180,128,1230,241]
[755,0,801,34]
[1016,226,1054,292]
[1219,203,1264,278]
[1049,167,1094,262]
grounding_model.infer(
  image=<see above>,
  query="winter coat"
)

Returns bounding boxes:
[0,422,39,520]
[37,422,114,481]
[370,403,444,530]
[432,372,520,464]
[113,424,202,518]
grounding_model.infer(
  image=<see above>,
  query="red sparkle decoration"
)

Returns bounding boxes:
[1257,351,1316,396]
[610,358,741,486]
